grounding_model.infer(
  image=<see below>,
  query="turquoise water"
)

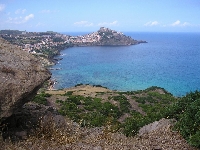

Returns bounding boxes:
[50,32,200,96]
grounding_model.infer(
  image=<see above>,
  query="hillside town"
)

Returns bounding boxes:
[0,30,72,55]
[0,27,146,66]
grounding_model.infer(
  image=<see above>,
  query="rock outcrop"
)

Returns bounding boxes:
[1,102,61,140]
[73,27,147,46]
[138,118,176,136]
[0,37,51,122]
[96,27,147,45]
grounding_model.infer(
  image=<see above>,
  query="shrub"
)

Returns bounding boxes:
[75,83,83,87]
[188,131,200,148]
[100,102,121,118]
[135,97,146,104]
[32,92,51,105]
[93,84,107,88]
[165,91,200,148]
[123,117,140,136]
[175,97,200,148]
[62,91,73,96]
[112,95,131,113]
[67,95,82,105]
[32,95,47,105]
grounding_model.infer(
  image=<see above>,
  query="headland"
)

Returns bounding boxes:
[0,27,147,66]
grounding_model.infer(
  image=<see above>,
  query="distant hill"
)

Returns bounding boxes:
[73,27,147,46]
[0,29,24,35]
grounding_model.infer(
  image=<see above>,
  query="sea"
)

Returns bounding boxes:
[49,32,200,97]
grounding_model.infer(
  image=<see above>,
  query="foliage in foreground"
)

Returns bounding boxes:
[56,95,121,127]
[165,91,200,148]
[32,92,51,105]
[56,87,178,137]
[1,114,196,150]
[31,87,200,148]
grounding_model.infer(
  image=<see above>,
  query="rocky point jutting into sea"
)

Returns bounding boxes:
[71,27,147,46]
[0,27,147,66]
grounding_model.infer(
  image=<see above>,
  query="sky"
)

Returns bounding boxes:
[0,0,200,32]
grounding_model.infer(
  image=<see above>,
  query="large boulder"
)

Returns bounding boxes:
[0,37,51,122]
[138,118,176,136]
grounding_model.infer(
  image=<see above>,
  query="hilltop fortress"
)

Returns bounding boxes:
[72,27,147,46]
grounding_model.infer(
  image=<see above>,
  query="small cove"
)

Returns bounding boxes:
[50,32,200,96]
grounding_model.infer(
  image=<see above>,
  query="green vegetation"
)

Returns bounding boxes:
[93,84,108,89]
[32,92,52,105]
[56,95,121,127]
[123,115,140,136]
[164,91,200,148]
[32,86,200,148]
[62,91,74,96]
[111,95,131,113]
[75,83,84,87]
[127,90,200,148]
[55,88,178,137]
[121,90,177,137]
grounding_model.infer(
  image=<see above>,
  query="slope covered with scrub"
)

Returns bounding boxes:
[1,84,199,149]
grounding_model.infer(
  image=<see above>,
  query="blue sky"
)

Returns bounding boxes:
[0,0,200,32]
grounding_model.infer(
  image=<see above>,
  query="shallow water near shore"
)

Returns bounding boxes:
[50,32,200,96]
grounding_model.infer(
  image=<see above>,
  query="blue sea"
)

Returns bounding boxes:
[50,32,200,97]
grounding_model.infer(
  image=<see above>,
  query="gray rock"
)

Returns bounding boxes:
[0,37,51,122]
[93,146,102,150]
[15,131,27,140]
[138,118,176,136]
[0,102,61,140]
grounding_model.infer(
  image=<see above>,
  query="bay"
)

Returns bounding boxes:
[50,32,200,96]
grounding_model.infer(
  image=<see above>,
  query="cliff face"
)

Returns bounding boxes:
[0,37,51,121]
[74,27,147,46]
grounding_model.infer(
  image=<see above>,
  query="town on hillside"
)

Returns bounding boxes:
[0,27,146,66]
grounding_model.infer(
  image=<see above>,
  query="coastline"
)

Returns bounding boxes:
[46,84,112,96]
[46,32,200,97]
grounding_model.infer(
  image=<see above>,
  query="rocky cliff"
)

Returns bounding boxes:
[74,27,147,46]
[0,37,51,122]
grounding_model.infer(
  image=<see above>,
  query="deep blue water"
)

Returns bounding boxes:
[50,32,200,96]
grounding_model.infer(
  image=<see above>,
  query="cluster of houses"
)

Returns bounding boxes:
[0,31,71,55]
[18,34,71,54]
[71,32,101,45]
[0,27,125,55]
[0,31,102,54]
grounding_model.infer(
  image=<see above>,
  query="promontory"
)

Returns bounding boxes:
[0,27,147,66]
[72,27,147,46]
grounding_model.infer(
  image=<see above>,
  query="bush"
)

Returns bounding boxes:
[175,97,200,148]
[32,92,51,105]
[100,102,121,118]
[123,117,140,136]
[67,95,82,105]
[112,95,131,113]
[188,131,200,148]
[165,91,200,148]
[63,91,73,96]
[135,97,146,104]
[32,95,47,105]
[75,83,83,87]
